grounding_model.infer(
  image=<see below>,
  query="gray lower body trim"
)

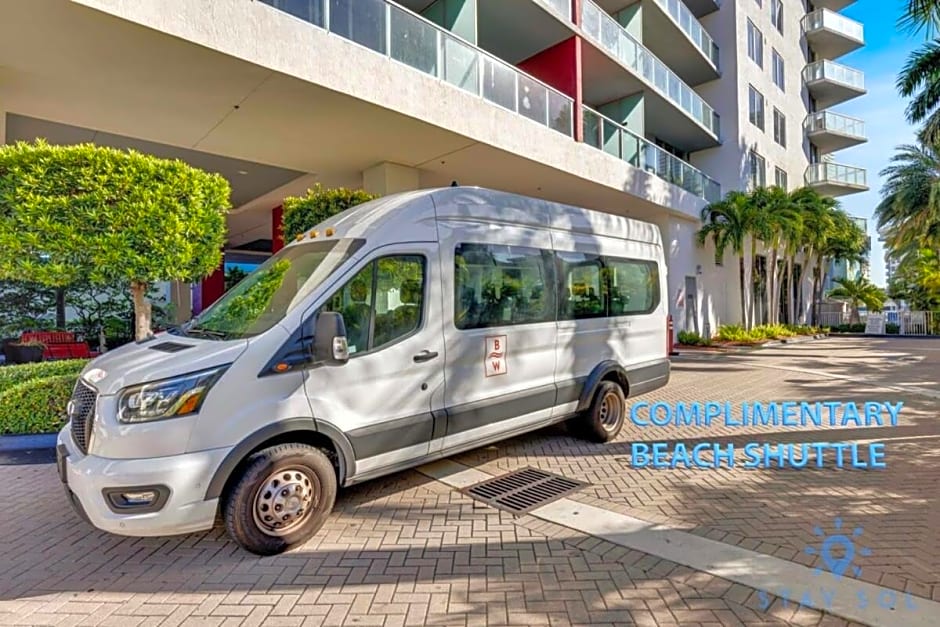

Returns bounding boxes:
[444,384,557,436]
[626,359,670,397]
[346,413,433,460]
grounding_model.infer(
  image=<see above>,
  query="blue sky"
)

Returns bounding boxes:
[834,0,921,286]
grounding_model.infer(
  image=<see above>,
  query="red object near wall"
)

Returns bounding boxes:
[517,36,584,142]
[201,261,225,310]
[272,205,284,253]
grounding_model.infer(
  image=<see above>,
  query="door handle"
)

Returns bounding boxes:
[413,350,439,363]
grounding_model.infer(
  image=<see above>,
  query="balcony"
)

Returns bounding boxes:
[534,0,573,21]
[803,60,865,109]
[645,0,720,84]
[683,0,721,18]
[583,106,721,202]
[803,9,864,59]
[805,111,866,154]
[579,0,720,151]
[805,162,868,197]
[260,0,574,137]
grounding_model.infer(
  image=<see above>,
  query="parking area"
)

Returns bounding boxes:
[0,337,936,626]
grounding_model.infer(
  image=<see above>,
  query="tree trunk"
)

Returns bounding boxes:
[739,255,748,329]
[786,257,795,325]
[131,281,153,341]
[55,288,66,329]
[850,301,860,325]
[769,245,779,326]
[813,254,825,326]
[750,236,759,329]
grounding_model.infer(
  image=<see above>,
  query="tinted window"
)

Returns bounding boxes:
[558,251,607,320]
[606,258,660,315]
[321,255,425,354]
[455,244,555,329]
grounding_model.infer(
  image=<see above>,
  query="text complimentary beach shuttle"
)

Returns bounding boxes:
[57,187,670,554]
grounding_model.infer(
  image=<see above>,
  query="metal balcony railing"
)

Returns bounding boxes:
[580,0,720,137]
[652,0,719,68]
[805,162,867,187]
[804,111,865,138]
[803,59,864,89]
[583,106,721,202]
[260,0,575,137]
[802,8,864,42]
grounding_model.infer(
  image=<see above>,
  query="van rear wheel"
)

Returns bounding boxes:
[573,381,626,443]
[223,443,336,556]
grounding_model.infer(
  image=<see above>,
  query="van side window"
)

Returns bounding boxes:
[557,252,607,320]
[320,255,426,354]
[605,257,660,315]
[455,244,555,329]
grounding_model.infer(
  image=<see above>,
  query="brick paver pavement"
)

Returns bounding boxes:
[453,338,940,604]
[0,336,929,626]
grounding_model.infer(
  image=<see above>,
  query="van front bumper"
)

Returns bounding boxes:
[56,428,231,537]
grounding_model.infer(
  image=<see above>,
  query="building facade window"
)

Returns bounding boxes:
[773,108,786,147]
[775,167,788,189]
[749,150,766,189]
[749,86,765,130]
[772,49,785,91]
[747,20,764,68]
[771,0,784,34]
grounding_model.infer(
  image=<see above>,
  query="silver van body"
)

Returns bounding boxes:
[57,187,670,550]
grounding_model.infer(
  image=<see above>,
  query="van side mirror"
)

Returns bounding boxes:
[313,311,349,364]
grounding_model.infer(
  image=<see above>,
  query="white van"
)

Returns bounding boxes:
[57,187,670,555]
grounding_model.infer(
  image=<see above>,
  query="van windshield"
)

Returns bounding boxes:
[182,238,365,340]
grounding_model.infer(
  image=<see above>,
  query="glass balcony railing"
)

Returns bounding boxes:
[580,0,720,138]
[804,111,865,138]
[260,0,574,137]
[802,8,864,42]
[803,60,865,90]
[583,106,721,202]
[535,0,573,21]
[806,162,867,187]
[652,0,719,68]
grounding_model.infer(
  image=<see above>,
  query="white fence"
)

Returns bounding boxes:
[817,310,940,335]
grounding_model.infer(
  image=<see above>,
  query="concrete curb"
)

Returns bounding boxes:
[0,433,57,465]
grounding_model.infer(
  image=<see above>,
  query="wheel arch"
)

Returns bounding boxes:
[204,418,356,502]
[575,360,630,412]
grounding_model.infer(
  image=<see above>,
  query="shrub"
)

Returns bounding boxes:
[677,330,711,346]
[0,359,88,395]
[886,323,900,334]
[0,374,78,434]
[282,184,379,241]
[715,324,759,343]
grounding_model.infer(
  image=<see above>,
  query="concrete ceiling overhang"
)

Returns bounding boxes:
[5,114,307,209]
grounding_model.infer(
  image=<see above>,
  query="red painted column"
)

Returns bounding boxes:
[272,205,285,253]
[200,259,225,311]
[517,36,585,142]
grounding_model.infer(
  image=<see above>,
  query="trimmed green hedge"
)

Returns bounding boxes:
[0,359,87,394]
[0,374,77,434]
[0,360,87,434]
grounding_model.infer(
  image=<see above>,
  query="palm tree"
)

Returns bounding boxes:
[791,188,837,324]
[827,277,886,325]
[899,0,940,35]
[697,191,755,329]
[876,143,940,264]
[899,42,940,144]
[754,187,801,325]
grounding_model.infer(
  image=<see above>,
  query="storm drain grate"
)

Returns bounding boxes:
[461,467,587,514]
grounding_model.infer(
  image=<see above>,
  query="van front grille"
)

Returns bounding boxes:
[68,380,98,454]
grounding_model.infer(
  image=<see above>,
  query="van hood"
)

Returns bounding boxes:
[80,332,250,396]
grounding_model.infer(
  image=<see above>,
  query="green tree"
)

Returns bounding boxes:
[697,191,756,329]
[282,184,378,241]
[876,142,940,262]
[899,0,940,35]
[751,186,801,325]
[0,281,56,336]
[0,141,231,340]
[827,277,887,325]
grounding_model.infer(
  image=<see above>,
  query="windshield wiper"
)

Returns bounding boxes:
[185,326,232,340]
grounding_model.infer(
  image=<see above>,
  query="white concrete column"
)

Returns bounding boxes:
[0,111,6,145]
[362,162,420,195]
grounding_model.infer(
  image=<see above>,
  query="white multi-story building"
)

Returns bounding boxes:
[0,0,866,335]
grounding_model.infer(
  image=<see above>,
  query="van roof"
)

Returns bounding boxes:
[287,186,663,248]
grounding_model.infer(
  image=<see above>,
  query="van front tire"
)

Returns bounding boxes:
[223,443,336,556]
[573,380,626,443]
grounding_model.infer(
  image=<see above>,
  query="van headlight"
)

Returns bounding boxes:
[117,366,228,424]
